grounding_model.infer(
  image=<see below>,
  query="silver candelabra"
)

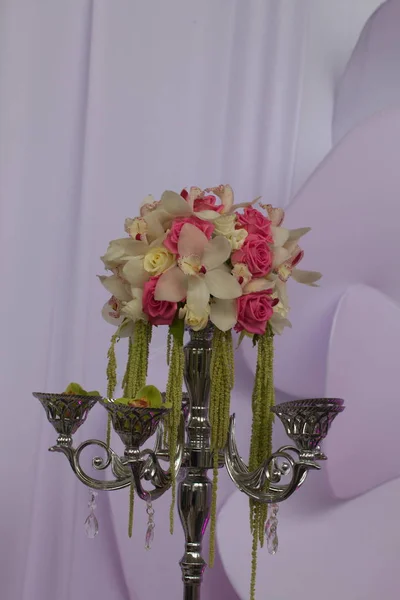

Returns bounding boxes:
[33,327,344,600]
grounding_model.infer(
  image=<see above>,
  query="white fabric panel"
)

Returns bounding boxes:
[333,0,400,144]
[0,1,382,599]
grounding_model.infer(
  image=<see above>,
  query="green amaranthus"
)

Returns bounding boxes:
[248,326,274,600]
[208,328,234,567]
[166,327,185,534]
[105,319,153,537]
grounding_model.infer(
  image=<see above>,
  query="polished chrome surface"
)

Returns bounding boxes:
[33,392,99,439]
[128,414,185,501]
[225,414,316,503]
[34,393,183,496]
[179,326,214,600]
[271,398,344,458]
[98,399,169,448]
[35,332,345,600]
[178,471,211,600]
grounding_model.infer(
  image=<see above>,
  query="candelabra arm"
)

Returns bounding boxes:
[49,438,132,491]
[225,415,319,504]
[126,415,185,502]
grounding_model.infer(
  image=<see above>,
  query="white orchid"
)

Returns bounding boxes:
[154,223,242,331]
[101,231,176,295]
[120,287,146,323]
[101,238,145,269]
[157,190,223,222]
[157,185,261,225]
[100,287,145,338]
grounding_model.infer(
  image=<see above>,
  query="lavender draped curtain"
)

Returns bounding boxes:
[0,1,385,599]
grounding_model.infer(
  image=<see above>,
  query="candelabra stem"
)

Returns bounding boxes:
[178,470,212,600]
[178,326,214,599]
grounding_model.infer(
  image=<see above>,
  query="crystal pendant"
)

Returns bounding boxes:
[88,490,98,510]
[144,501,155,550]
[145,523,155,550]
[265,503,279,555]
[84,513,99,539]
[84,488,99,538]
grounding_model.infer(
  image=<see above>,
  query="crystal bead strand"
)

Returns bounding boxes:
[84,489,99,538]
[265,503,279,554]
[144,501,155,550]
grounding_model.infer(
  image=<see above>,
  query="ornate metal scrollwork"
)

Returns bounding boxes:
[36,393,185,495]
[224,415,317,503]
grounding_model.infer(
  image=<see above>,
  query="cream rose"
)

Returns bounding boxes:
[213,214,236,237]
[144,246,175,276]
[179,305,210,331]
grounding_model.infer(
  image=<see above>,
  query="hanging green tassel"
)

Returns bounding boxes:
[166,330,185,534]
[119,319,152,537]
[128,482,135,538]
[208,329,234,567]
[106,332,119,447]
[123,320,152,398]
[248,325,274,600]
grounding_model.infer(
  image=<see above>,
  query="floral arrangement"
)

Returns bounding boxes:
[100,185,320,598]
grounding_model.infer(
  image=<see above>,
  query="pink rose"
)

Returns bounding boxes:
[235,291,275,335]
[231,233,272,277]
[236,207,273,240]
[142,277,178,326]
[164,216,215,254]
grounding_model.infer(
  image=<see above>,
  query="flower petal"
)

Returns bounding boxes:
[144,210,166,240]
[98,275,131,301]
[204,269,242,299]
[210,298,238,332]
[154,266,188,302]
[118,319,135,338]
[270,312,292,335]
[140,194,155,208]
[272,247,290,268]
[187,276,210,312]
[194,210,221,221]
[161,190,192,217]
[178,223,208,258]
[271,226,290,248]
[230,196,260,212]
[291,268,322,286]
[203,235,231,270]
[275,279,289,309]
[266,205,285,226]
[243,278,272,293]
[188,187,202,211]
[121,290,145,322]
[102,301,123,326]
[122,257,149,287]
[101,238,148,266]
[213,184,234,214]
[287,227,311,242]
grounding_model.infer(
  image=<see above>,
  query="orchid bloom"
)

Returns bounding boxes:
[154,223,242,331]
[101,286,145,337]
[100,237,149,299]
[101,228,176,294]
[123,195,169,245]
[267,236,322,334]
[157,189,223,222]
